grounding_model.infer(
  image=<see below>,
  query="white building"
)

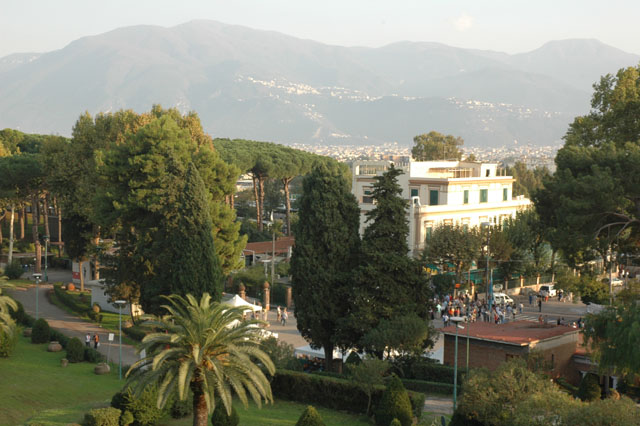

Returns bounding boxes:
[351,160,531,256]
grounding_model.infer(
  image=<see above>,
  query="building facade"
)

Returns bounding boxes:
[351,160,531,256]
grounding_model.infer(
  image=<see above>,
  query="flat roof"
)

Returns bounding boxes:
[441,320,579,346]
[244,236,295,255]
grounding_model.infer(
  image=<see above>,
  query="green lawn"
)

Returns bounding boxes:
[2,335,373,426]
[0,335,122,425]
[2,279,35,288]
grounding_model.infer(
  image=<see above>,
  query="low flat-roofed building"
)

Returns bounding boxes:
[441,320,580,382]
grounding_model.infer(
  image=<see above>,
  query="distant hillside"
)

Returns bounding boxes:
[0,20,637,147]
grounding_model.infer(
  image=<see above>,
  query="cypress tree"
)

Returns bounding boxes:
[291,164,361,371]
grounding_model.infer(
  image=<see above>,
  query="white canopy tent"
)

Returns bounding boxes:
[294,345,350,361]
[222,294,262,313]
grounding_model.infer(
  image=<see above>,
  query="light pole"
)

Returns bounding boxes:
[466,316,470,375]
[33,273,42,320]
[115,300,126,380]
[481,222,493,314]
[43,235,49,282]
[450,316,465,412]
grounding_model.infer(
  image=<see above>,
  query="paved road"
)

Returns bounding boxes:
[7,277,140,367]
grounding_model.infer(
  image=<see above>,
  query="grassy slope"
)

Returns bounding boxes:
[0,335,122,425]
[2,336,372,426]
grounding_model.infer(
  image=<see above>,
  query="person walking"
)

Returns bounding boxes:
[277,306,282,322]
[85,332,91,348]
[538,298,542,312]
[281,308,288,326]
[93,333,99,349]
[529,293,533,306]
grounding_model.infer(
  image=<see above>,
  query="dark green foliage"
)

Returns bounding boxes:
[392,356,463,384]
[84,346,105,363]
[83,407,122,426]
[49,329,70,348]
[295,406,326,426]
[31,318,50,343]
[271,370,425,419]
[291,164,361,370]
[122,325,147,342]
[347,166,434,355]
[375,375,413,426]
[390,419,402,426]
[210,403,239,426]
[423,224,481,284]
[392,378,454,395]
[3,260,23,279]
[66,337,85,362]
[411,131,463,161]
[169,396,193,419]
[53,284,92,316]
[577,374,602,402]
[8,300,28,326]
[260,337,302,371]
[345,351,362,365]
[110,386,168,426]
[361,314,432,357]
[141,163,223,314]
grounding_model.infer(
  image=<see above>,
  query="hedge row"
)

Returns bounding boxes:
[314,370,454,395]
[9,299,104,363]
[271,370,425,419]
[393,357,464,384]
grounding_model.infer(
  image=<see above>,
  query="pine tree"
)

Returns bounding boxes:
[290,164,361,371]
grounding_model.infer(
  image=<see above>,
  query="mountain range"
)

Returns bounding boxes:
[0,20,638,147]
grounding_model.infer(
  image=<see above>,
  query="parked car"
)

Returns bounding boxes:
[610,278,624,286]
[493,292,514,305]
[539,285,557,297]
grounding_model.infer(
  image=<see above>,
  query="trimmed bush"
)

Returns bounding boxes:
[392,356,463,383]
[31,318,51,343]
[272,370,425,418]
[395,377,454,395]
[50,329,70,348]
[9,300,28,326]
[83,407,121,426]
[577,373,602,401]
[345,351,362,366]
[119,410,134,426]
[375,375,412,426]
[122,325,147,342]
[295,405,326,426]
[390,420,402,426]
[4,260,24,279]
[84,346,105,363]
[66,337,85,362]
[110,386,169,426]
[170,396,193,419]
[210,403,239,426]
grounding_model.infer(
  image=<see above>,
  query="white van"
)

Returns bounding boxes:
[539,285,557,297]
[493,293,514,305]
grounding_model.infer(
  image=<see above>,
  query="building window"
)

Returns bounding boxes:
[363,188,374,204]
[429,190,439,206]
[463,190,469,204]
[503,187,508,201]
[480,189,488,203]
[426,227,433,241]
[411,188,419,197]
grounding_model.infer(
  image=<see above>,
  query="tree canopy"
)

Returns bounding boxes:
[411,131,464,161]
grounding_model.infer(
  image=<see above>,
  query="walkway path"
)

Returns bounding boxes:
[7,274,139,367]
[423,396,453,415]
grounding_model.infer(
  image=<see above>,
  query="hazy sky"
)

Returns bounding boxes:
[2,0,639,58]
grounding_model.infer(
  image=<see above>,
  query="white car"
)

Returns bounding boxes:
[539,285,557,297]
[493,293,514,305]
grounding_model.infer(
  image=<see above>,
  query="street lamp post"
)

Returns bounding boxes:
[33,273,42,320]
[43,235,49,282]
[115,300,126,380]
[481,222,493,313]
[450,316,465,412]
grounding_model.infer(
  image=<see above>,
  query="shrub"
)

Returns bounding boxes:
[577,373,602,401]
[84,346,105,363]
[110,386,169,426]
[295,405,325,426]
[0,328,18,357]
[394,378,453,395]
[83,407,121,426]
[67,337,85,362]
[122,325,147,342]
[345,351,362,365]
[261,336,302,371]
[392,356,463,383]
[4,260,23,279]
[9,300,27,325]
[375,375,412,426]
[210,403,239,426]
[390,420,401,426]
[31,318,51,343]
[170,396,193,419]
[49,329,70,348]
[272,370,425,418]
[119,410,134,426]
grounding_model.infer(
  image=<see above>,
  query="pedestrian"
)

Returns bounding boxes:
[277,306,281,322]
[85,332,91,348]
[529,293,533,306]
[518,302,523,314]
[538,298,542,312]
[282,308,288,326]
[557,317,561,326]
[93,333,99,349]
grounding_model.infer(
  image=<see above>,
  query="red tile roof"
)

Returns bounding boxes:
[244,236,295,256]
[441,320,579,346]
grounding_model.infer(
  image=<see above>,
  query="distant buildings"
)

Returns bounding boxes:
[351,160,531,256]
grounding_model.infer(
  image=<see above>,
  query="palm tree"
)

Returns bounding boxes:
[126,293,275,426]
[0,288,18,337]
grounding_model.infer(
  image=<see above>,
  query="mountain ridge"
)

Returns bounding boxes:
[0,20,638,147]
